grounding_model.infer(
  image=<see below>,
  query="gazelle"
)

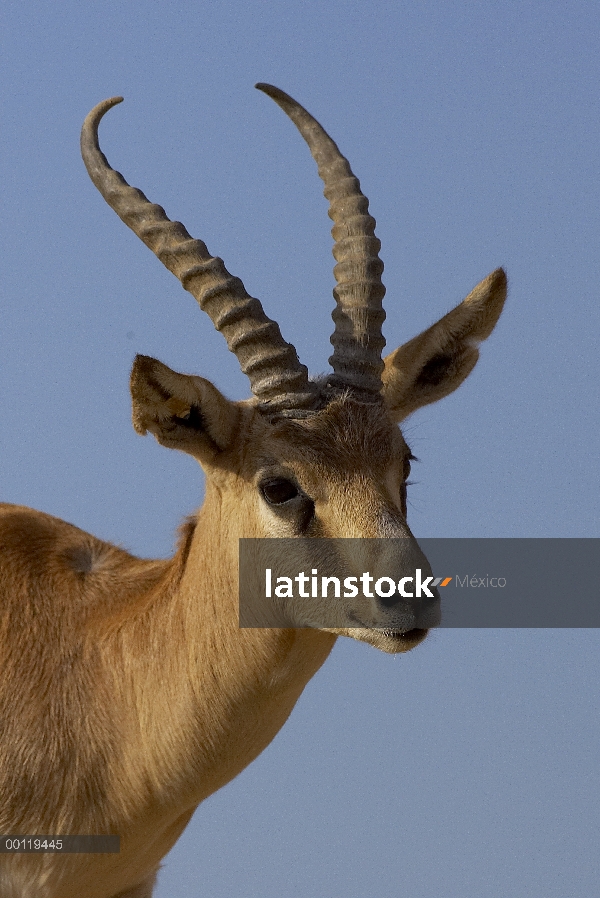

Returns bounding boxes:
[0,84,506,898]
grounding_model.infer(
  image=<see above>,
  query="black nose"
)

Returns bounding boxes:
[377,586,441,626]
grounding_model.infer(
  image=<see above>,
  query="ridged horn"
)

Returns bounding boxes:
[256,83,386,397]
[81,97,319,415]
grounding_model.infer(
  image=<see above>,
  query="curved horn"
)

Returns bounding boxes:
[256,83,386,397]
[81,97,319,415]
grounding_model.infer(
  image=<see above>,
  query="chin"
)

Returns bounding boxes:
[329,626,431,654]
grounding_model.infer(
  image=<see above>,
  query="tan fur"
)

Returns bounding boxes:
[0,306,505,896]
[0,129,507,898]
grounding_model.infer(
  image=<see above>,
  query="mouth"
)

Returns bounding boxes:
[377,627,428,641]
[344,617,430,653]
[364,626,430,653]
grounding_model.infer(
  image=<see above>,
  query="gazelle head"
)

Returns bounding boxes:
[81,84,506,654]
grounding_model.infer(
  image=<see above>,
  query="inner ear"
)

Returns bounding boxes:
[416,352,457,387]
[130,355,240,458]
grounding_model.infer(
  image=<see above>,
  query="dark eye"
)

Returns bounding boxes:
[403,452,416,481]
[260,478,299,506]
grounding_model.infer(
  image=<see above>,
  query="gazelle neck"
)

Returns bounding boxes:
[139,495,336,810]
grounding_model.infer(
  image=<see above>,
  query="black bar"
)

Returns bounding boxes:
[0,835,120,853]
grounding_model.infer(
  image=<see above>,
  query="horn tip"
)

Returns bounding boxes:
[255,83,289,104]
[81,96,125,171]
[91,96,124,115]
[81,96,124,141]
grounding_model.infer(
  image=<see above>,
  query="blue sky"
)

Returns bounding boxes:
[1,2,599,896]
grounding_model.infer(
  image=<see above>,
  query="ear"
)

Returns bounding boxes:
[130,355,240,460]
[382,268,507,423]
